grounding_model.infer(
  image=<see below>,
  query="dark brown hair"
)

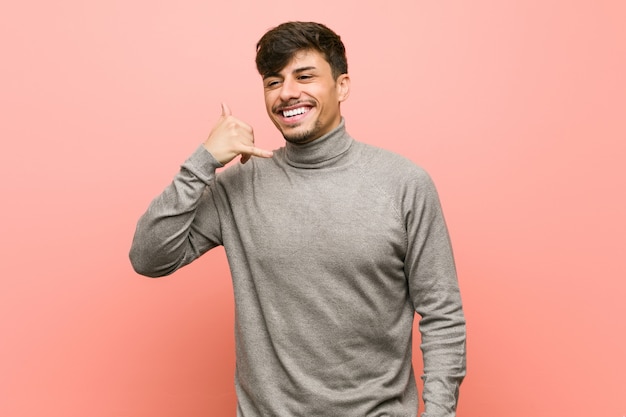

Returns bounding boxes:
[255,22,348,79]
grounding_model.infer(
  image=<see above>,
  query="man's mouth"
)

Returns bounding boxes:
[281,106,311,118]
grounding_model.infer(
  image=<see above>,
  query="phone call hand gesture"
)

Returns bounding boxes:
[203,103,273,165]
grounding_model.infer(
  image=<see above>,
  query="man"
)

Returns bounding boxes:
[130,21,466,417]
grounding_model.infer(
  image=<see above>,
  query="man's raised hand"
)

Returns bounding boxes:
[203,103,273,165]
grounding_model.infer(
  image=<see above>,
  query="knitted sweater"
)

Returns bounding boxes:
[130,119,466,417]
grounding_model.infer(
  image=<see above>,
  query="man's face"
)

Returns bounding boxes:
[263,49,350,144]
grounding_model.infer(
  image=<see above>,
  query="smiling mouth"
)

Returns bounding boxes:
[282,106,311,118]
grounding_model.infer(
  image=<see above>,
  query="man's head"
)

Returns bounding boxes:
[256,22,350,144]
[256,21,348,80]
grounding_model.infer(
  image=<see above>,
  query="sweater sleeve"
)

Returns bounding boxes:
[404,170,467,417]
[129,145,225,277]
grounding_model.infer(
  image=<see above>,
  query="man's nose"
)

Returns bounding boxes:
[279,78,300,101]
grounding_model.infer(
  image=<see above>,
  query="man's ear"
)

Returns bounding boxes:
[336,74,351,102]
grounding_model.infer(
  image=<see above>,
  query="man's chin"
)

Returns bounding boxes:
[281,122,321,145]
[283,132,315,145]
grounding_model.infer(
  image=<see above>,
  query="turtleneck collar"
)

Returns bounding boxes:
[283,118,353,169]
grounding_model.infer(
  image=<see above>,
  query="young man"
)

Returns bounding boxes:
[130,21,466,417]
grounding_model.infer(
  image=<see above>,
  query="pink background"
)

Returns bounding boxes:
[1,1,625,416]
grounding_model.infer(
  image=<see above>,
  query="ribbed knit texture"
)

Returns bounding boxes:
[130,119,466,417]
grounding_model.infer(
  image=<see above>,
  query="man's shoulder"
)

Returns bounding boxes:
[354,140,431,182]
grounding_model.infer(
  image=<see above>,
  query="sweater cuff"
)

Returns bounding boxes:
[182,145,224,184]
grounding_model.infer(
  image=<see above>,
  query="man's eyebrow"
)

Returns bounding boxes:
[262,72,280,80]
[263,66,318,80]
[293,66,317,74]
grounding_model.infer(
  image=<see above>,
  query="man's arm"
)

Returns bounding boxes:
[129,103,273,277]
[404,171,466,417]
[129,145,223,277]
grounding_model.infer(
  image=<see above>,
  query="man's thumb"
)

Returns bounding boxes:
[221,102,232,117]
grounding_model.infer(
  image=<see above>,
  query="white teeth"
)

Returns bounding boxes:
[282,107,308,117]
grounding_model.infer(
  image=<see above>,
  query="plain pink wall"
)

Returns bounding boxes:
[1,1,625,416]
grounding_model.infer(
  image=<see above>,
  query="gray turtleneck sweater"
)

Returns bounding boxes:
[130,119,466,417]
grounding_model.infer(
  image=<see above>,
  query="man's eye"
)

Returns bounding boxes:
[266,80,281,88]
[298,75,312,80]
